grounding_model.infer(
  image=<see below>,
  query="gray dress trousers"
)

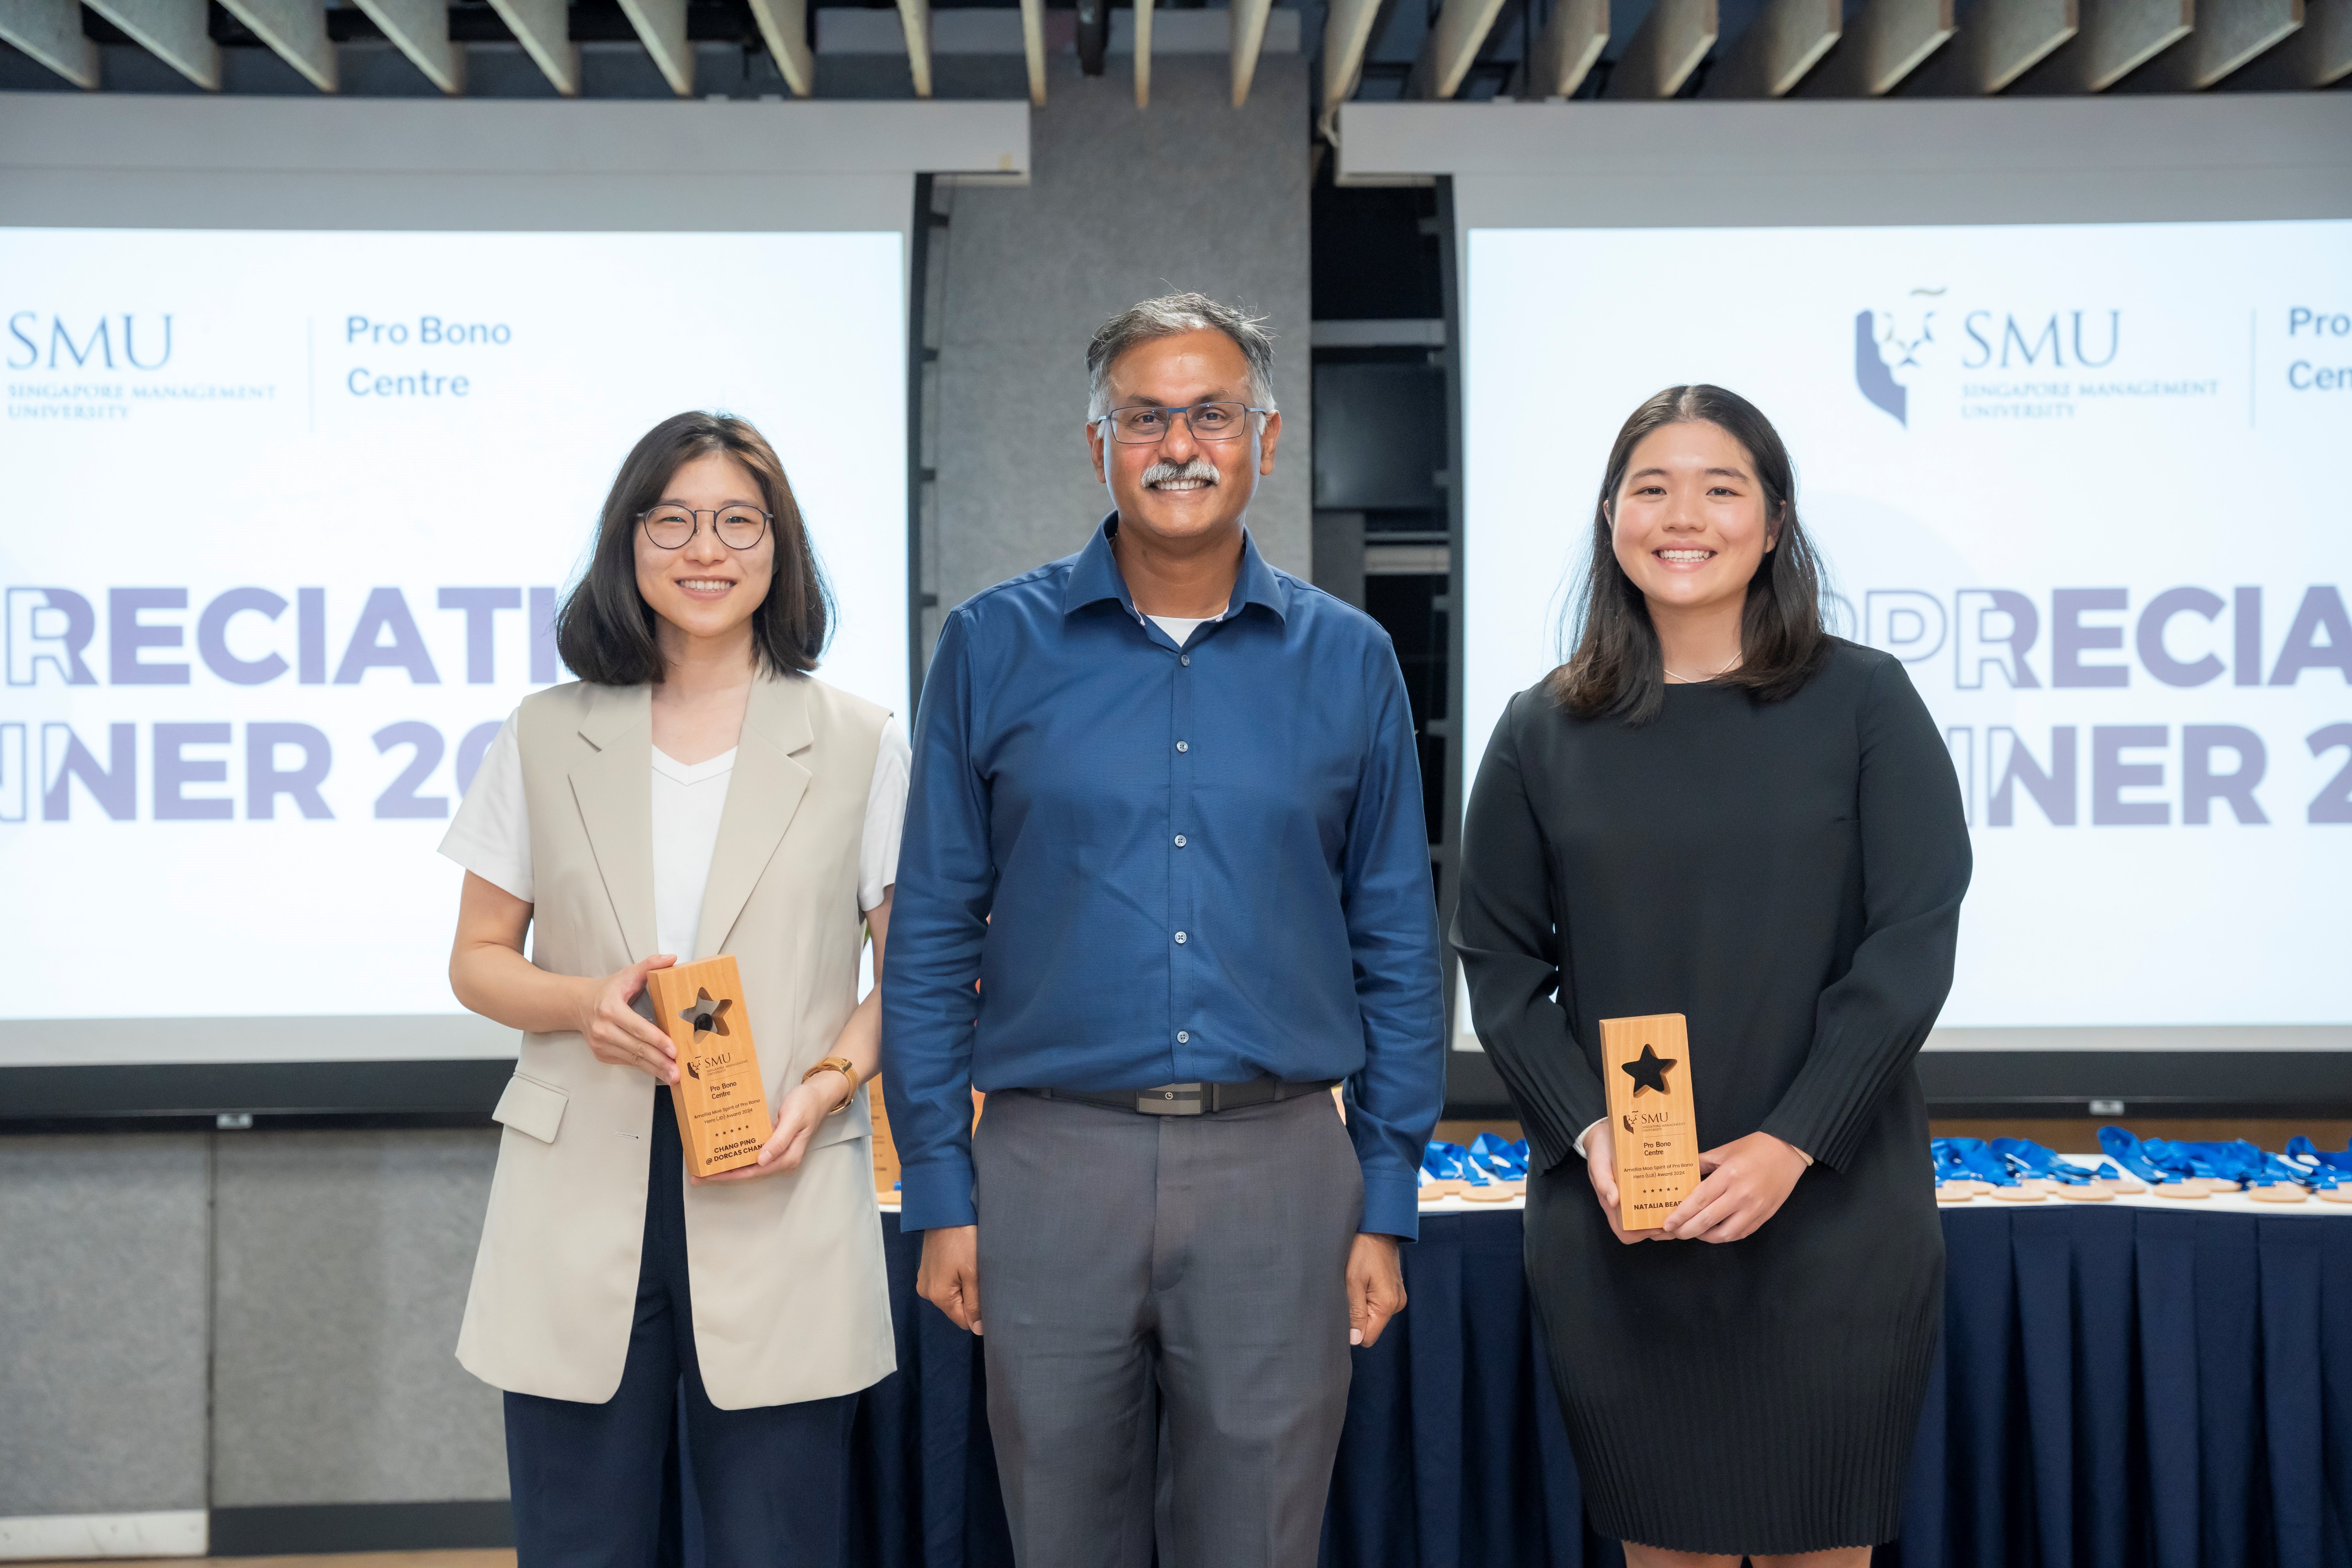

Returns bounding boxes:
[972,1087,1365,1567]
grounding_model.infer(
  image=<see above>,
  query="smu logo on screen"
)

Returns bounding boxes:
[6,313,174,371]
[1853,292,2122,427]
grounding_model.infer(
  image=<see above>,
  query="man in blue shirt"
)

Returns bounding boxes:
[882,292,1446,1565]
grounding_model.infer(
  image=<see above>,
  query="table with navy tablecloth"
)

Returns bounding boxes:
[837,1203,2352,1568]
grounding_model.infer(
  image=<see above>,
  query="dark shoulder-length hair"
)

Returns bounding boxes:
[555,411,833,687]
[1547,384,1828,724]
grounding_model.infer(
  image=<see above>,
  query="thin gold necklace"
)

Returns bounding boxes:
[1662,652,1741,684]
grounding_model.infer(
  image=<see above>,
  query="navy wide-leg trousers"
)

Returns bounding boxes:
[504,1086,855,1568]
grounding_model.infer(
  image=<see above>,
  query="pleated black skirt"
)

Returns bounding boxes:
[1523,1098,1944,1556]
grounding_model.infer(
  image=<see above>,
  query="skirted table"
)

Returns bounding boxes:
[815,1199,2352,1567]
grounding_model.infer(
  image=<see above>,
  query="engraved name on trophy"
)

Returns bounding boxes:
[1598,1013,1701,1232]
[646,955,775,1179]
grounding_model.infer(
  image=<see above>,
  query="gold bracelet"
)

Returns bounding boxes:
[803,1056,860,1115]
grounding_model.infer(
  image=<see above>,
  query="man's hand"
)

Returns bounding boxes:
[1661,1131,1809,1244]
[1345,1233,1406,1348]
[1584,1122,1663,1245]
[918,1224,982,1334]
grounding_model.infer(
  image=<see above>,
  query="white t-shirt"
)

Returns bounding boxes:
[439,709,910,959]
[1146,613,1216,646]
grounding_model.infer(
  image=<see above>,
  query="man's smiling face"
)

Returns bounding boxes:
[1087,327,1281,550]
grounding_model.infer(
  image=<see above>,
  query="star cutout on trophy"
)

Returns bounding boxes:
[1619,1042,1677,1097]
[679,988,732,1037]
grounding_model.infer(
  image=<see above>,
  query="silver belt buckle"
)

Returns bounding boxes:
[1137,1083,1206,1116]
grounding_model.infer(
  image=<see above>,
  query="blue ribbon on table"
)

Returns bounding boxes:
[1421,1142,1490,1188]
[2099,1127,2192,1189]
[1991,1137,2094,1185]
[1942,1136,2026,1187]
[2287,1135,2352,1174]
[1467,1133,1528,1183]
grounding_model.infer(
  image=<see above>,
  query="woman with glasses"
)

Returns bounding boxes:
[1454,386,1969,1568]
[439,411,906,1567]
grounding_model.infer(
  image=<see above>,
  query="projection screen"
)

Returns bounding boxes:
[1339,94,2352,1066]
[0,96,1025,1074]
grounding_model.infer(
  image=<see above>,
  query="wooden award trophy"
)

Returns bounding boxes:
[646,956,775,1179]
[1599,1013,1701,1231]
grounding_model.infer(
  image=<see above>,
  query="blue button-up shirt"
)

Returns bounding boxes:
[881,517,1447,1239]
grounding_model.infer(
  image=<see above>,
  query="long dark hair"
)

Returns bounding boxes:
[1547,385,1828,724]
[556,412,833,686]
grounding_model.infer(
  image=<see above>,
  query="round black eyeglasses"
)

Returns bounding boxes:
[639,506,771,551]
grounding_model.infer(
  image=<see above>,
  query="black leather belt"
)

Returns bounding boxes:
[1025,1076,1339,1117]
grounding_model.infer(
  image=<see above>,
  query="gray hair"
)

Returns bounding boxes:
[1086,292,1279,420]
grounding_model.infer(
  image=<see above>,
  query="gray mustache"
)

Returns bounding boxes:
[1142,459,1219,488]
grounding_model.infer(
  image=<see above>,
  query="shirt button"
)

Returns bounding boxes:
[1173,835,1186,847]
[1174,931,1188,944]
[1176,1031,1190,1043]
[1180,655,1191,666]
[1175,740,1189,753]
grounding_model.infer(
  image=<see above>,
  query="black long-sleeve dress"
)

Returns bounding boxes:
[1453,640,1970,1556]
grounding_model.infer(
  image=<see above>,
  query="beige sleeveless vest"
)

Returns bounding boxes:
[455,670,896,1408]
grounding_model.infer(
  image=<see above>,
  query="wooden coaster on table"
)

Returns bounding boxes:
[2051,1184,2114,1201]
[1988,1185,2046,1201]
[1935,1186,1974,1204]
[2153,1183,2209,1199]
[2246,1184,2308,1203]
[1462,1183,1517,1203]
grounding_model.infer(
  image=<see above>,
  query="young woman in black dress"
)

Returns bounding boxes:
[1453,385,1970,1566]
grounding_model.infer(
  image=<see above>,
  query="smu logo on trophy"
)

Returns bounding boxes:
[1853,288,1945,428]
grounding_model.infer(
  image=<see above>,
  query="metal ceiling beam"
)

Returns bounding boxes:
[1524,0,1608,95]
[2281,0,2349,77]
[216,0,335,90]
[1604,0,1718,94]
[1793,0,1954,93]
[2219,0,2345,77]
[0,0,100,87]
[486,0,577,92]
[2143,0,2301,82]
[2039,0,2194,87]
[1318,0,1383,140]
[612,0,689,92]
[1134,0,1152,104]
[1973,0,2078,86]
[1896,0,2072,90]
[1704,0,1841,93]
[1019,0,1046,103]
[1407,0,1512,97]
[350,0,466,91]
[2306,0,2350,77]
[82,0,218,87]
[744,0,808,94]
[898,0,933,96]
[1232,0,1272,103]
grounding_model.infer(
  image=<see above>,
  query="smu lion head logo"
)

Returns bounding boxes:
[1854,287,1945,428]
